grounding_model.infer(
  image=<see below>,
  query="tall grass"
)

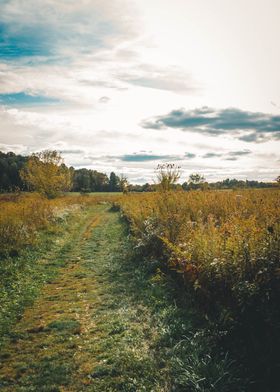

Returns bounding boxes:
[0,192,120,342]
[117,189,280,389]
[0,193,121,257]
[0,193,53,256]
[118,190,280,306]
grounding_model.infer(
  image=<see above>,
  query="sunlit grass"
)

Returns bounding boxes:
[0,205,243,392]
[116,188,280,390]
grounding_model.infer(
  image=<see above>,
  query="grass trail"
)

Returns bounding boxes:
[0,205,171,391]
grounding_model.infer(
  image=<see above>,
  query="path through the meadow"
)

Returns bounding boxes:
[0,205,170,391]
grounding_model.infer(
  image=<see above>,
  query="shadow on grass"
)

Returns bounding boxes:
[84,212,245,392]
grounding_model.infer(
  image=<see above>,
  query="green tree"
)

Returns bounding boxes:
[20,150,73,198]
[0,151,28,192]
[91,170,109,192]
[73,168,91,193]
[142,183,152,192]
[109,172,120,192]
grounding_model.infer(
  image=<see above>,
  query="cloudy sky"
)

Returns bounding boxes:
[0,0,279,183]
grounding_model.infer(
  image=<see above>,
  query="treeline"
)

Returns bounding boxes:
[73,169,118,192]
[0,152,123,193]
[182,178,276,191]
[0,151,153,193]
[0,151,277,193]
[212,178,275,189]
[0,152,28,191]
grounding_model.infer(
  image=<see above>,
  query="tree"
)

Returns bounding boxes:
[142,183,153,192]
[91,171,109,192]
[73,168,91,193]
[276,176,280,186]
[119,174,129,193]
[72,169,109,192]
[187,173,207,190]
[155,163,181,191]
[0,151,28,192]
[189,173,205,184]
[109,172,120,192]
[20,150,73,198]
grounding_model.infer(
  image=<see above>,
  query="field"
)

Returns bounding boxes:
[118,189,280,313]
[0,189,279,391]
[117,189,280,389]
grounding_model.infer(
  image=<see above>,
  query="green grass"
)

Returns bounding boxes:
[0,205,245,391]
[0,205,98,346]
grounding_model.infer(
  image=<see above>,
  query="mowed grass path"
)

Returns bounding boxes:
[0,205,171,391]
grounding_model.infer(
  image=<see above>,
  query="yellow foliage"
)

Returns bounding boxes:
[0,193,53,255]
[118,189,280,298]
[20,150,73,198]
[0,192,121,257]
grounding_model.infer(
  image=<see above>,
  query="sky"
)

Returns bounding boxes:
[0,0,279,183]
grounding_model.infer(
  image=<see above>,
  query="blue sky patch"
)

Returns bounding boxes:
[0,92,61,106]
[122,154,173,162]
[0,4,122,63]
[0,22,52,59]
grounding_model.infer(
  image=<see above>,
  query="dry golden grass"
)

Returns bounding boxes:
[118,189,280,311]
[0,192,121,257]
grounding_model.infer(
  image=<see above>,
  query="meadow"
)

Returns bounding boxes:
[0,188,279,391]
[0,193,120,341]
[117,189,280,312]
[116,188,280,390]
[0,192,123,256]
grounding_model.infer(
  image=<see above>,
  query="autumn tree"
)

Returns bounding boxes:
[119,174,129,193]
[20,150,73,198]
[155,163,181,191]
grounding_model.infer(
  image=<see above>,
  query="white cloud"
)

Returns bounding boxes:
[0,0,279,182]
